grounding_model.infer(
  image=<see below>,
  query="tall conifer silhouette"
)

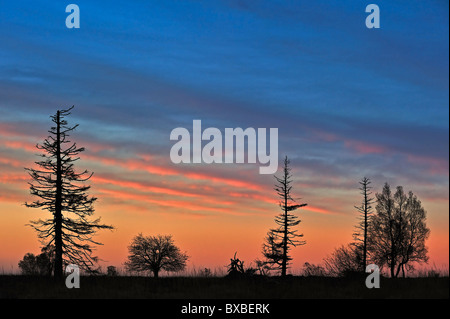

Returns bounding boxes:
[262,156,307,276]
[25,106,113,278]
[352,177,374,271]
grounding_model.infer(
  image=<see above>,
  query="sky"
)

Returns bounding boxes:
[0,0,448,274]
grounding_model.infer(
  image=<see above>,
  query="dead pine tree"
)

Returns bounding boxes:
[352,177,374,272]
[25,106,113,279]
[262,156,307,276]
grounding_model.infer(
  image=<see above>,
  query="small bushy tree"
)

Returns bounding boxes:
[125,234,188,278]
[301,262,326,277]
[18,246,54,276]
[323,244,361,277]
[107,265,118,276]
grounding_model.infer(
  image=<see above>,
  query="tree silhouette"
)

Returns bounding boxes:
[18,246,54,276]
[323,244,361,277]
[24,106,113,278]
[226,252,256,277]
[262,156,307,276]
[125,234,188,278]
[301,262,326,277]
[226,252,245,276]
[106,265,118,276]
[18,253,40,275]
[368,183,430,277]
[352,177,374,271]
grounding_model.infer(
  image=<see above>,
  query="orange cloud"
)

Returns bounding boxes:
[4,140,38,153]
[0,156,24,168]
[93,175,202,199]
[97,188,243,216]
[304,205,339,215]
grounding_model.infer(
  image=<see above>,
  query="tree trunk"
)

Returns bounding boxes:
[54,110,63,279]
[390,248,396,278]
[281,180,288,277]
[395,263,402,278]
[153,269,159,278]
[389,218,396,278]
[363,189,368,271]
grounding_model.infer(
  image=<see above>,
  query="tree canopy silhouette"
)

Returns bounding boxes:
[24,106,113,278]
[18,246,54,276]
[262,156,307,276]
[125,234,188,278]
[368,183,430,277]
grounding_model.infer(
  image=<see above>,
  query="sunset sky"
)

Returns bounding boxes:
[0,0,448,274]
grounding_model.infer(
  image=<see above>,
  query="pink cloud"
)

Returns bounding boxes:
[406,154,449,176]
[4,140,38,153]
[96,188,255,216]
[92,174,202,199]
[0,157,25,168]
[304,205,339,215]
[344,139,388,155]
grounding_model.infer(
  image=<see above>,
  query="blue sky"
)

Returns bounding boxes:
[0,0,448,188]
[2,0,448,167]
[1,1,448,122]
[0,1,448,268]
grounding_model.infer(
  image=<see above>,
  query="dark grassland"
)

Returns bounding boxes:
[0,275,448,299]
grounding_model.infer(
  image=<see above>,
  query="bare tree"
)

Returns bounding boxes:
[24,106,113,278]
[125,234,188,278]
[397,190,430,276]
[368,183,430,277]
[262,156,307,276]
[352,177,374,271]
[254,258,271,276]
[301,262,326,277]
[368,183,400,277]
[323,244,361,277]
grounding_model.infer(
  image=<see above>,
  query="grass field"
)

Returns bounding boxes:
[1,275,448,299]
